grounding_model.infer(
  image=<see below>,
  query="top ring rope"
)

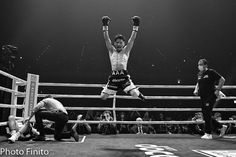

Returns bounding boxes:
[38,82,236,89]
[0,70,26,85]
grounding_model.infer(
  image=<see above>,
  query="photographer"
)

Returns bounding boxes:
[227,115,236,134]
[72,114,91,135]
[188,112,205,135]
[98,111,117,135]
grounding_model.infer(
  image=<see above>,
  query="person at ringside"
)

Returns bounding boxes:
[24,95,79,141]
[130,117,150,134]
[98,111,117,135]
[193,59,227,139]
[100,16,145,101]
[72,114,91,135]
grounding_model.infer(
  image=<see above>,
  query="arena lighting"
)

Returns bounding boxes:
[234,100,236,104]
[0,45,19,72]
[2,45,18,55]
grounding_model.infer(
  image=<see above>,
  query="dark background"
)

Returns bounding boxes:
[0,0,236,123]
[0,0,235,84]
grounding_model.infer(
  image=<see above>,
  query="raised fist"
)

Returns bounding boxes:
[102,16,111,26]
[132,16,141,26]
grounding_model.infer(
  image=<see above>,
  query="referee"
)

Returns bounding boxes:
[193,59,227,139]
[26,95,79,141]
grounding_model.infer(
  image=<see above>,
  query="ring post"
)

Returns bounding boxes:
[10,78,18,116]
[24,74,39,119]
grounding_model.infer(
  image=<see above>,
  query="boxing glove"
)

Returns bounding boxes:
[132,16,140,26]
[102,16,111,26]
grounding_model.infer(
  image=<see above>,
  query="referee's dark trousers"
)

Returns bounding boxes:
[201,96,222,134]
[35,109,71,140]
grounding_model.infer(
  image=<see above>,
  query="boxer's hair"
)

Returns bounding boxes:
[199,58,208,65]
[114,34,126,42]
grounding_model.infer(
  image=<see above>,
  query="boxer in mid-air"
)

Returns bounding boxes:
[100,16,145,101]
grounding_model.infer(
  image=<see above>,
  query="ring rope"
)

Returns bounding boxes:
[39,83,104,88]
[0,117,24,127]
[67,120,236,125]
[39,82,236,89]
[0,104,24,109]
[0,86,25,96]
[64,107,236,112]
[2,120,233,127]
[1,71,236,128]
[13,120,234,125]
[37,94,236,100]
[0,122,7,127]
[0,70,26,84]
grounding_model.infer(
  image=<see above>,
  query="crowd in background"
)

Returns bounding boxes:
[5,110,236,139]
[66,110,236,135]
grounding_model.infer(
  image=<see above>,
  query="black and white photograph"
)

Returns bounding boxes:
[0,0,236,156]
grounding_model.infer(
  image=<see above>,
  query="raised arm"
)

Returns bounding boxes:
[125,16,140,53]
[102,16,114,52]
